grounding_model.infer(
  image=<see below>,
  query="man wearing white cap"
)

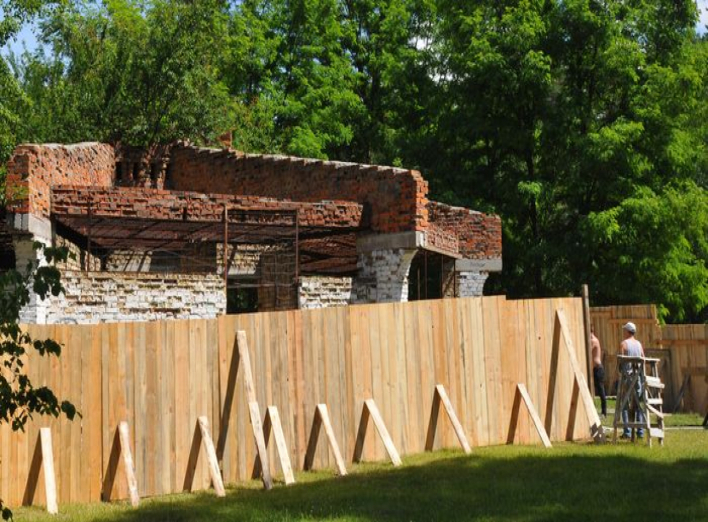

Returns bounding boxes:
[620,322,645,438]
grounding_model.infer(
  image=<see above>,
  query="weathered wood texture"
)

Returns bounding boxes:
[22,427,58,514]
[591,305,707,414]
[589,305,662,392]
[661,325,708,416]
[1,296,589,506]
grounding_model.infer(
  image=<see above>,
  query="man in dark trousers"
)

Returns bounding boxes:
[591,325,607,418]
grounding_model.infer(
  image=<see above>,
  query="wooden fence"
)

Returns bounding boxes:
[1,296,591,507]
[661,325,708,415]
[589,305,662,393]
[590,305,707,414]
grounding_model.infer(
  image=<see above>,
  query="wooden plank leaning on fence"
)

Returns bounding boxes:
[183,416,226,497]
[22,427,58,514]
[673,374,692,413]
[545,309,605,443]
[507,384,552,448]
[425,384,472,454]
[262,406,296,485]
[102,422,140,507]
[353,399,402,466]
[304,404,348,476]
[216,330,273,490]
[239,331,273,490]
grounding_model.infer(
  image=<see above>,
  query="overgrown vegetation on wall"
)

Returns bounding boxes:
[1,0,707,322]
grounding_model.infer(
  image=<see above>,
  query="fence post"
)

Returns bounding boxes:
[582,284,595,395]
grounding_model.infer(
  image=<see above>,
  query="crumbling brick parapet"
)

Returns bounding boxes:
[169,144,429,234]
[427,201,502,260]
[5,143,115,217]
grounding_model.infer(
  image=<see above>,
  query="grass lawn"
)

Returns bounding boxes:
[595,397,705,427]
[14,429,708,522]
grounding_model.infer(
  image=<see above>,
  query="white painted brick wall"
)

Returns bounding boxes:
[456,271,489,297]
[40,271,225,324]
[298,276,354,309]
[354,248,416,303]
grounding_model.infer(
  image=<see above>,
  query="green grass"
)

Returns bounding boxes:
[595,397,705,427]
[14,430,708,522]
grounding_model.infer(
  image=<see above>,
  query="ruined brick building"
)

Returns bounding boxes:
[2,142,502,323]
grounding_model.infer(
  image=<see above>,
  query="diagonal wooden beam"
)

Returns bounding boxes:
[425,385,471,454]
[225,330,273,490]
[547,310,605,443]
[102,422,139,507]
[249,401,274,490]
[303,404,347,476]
[263,406,296,485]
[352,399,402,466]
[183,416,226,497]
[22,427,58,514]
[507,384,552,448]
[558,309,605,442]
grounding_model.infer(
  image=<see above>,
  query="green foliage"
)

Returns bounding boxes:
[0,243,78,519]
[1,0,707,321]
[0,1,61,46]
[225,0,435,161]
[427,0,707,321]
[10,0,232,146]
[586,182,708,322]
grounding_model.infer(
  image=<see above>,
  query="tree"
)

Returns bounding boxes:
[0,1,63,164]
[10,0,233,147]
[0,243,77,519]
[226,0,364,159]
[427,0,707,321]
[224,0,435,162]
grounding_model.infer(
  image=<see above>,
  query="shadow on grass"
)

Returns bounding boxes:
[106,451,708,522]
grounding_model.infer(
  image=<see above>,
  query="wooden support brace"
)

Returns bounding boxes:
[226,330,273,490]
[353,399,402,466]
[304,404,347,476]
[263,406,296,485]
[102,422,139,507]
[183,416,226,497]
[507,384,552,448]
[22,427,58,514]
[249,401,274,490]
[425,384,472,454]
[546,310,605,443]
[673,374,691,413]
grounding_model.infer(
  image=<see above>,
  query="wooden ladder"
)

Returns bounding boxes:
[613,356,665,446]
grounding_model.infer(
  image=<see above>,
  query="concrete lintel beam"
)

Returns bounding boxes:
[7,213,53,242]
[356,231,462,258]
[356,231,424,253]
[455,257,503,273]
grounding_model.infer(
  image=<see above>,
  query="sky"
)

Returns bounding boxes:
[2,0,708,58]
[699,0,708,32]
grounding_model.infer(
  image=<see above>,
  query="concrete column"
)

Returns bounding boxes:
[13,236,51,324]
[453,258,502,298]
[354,248,417,303]
[455,271,489,297]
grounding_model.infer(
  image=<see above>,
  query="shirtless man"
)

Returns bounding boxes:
[591,326,607,417]
[620,322,645,438]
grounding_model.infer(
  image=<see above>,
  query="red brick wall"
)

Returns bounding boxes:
[169,145,429,233]
[51,186,364,229]
[5,143,115,217]
[426,223,460,256]
[427,201,502,259]
[5,142,504,263]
